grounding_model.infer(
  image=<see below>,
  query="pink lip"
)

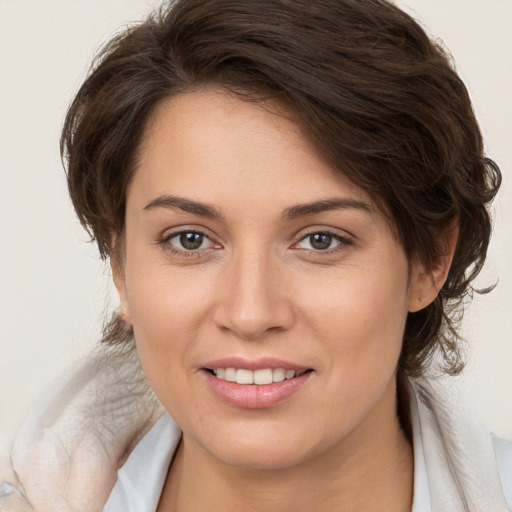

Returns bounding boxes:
[203,370,312,409]
[203,356,309,372]
[200,358,313,409]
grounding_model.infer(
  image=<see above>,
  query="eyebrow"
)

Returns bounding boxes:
[143,195,372,221]
[281,198,372,220]
[143,195,223,219]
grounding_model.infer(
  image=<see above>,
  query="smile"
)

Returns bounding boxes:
[211,368,309,385]
[203,366,314,409]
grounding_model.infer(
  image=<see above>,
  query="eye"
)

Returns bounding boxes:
[295,232,350,252]
[164,230,217,252]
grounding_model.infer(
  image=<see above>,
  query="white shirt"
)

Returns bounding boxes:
[104,414,180,511]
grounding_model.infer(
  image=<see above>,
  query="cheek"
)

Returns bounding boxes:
[125,253,212,329]
[124,274,205,418]
[123,263,213,377]
[302,256,410,383]
[303,257,409,339]
[299,271,409,437]
[343,277,409,341]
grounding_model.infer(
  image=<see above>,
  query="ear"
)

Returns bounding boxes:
[111,251,133,326]
[408,220,459,313]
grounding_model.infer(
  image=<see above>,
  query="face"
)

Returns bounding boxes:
[115,89,427,470]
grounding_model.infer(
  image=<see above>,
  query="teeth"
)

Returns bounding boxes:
[235,369,254,384]
[225,368,237,382]
[254,369,272,385]
[272,368,285,383]
[211,367,303,385]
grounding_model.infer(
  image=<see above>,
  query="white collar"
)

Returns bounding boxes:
[104,413,181,512]
[410,381,432,511]
[409,378,510,512]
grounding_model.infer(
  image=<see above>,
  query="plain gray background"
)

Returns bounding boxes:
[1,0,511,448]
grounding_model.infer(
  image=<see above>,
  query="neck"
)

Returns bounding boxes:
[158,379,413,512]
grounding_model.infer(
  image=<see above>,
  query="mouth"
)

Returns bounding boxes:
[206,367,313,385]
[201,358,314,408]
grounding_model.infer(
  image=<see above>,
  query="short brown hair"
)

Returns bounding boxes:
[62,0,501,382]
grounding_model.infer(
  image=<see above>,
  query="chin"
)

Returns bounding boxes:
[191,421,321,471]
[212,444,310,471]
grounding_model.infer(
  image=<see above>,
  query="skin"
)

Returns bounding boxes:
[113,89,454,511]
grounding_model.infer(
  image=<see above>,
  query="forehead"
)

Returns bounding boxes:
[132,88,373,208]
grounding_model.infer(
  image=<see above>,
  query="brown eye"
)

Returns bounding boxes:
[164,230,216,252]
[180,232,204,250]
[293,230,355,254]
[309,233,333,250]
[296,232,342,251]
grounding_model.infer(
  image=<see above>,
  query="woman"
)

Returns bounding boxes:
[1,0,510,510]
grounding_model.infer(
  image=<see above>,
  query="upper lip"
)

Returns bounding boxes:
[202,357,311,372]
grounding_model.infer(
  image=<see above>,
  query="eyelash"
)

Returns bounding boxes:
[157,228,353,258]
[292,230,354,254]
[157,230,220,257]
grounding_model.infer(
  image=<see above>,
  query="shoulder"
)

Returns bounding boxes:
[0,343,166,511]
[492,434,512,509]
[409,377,512,511]
[104,413,181,512]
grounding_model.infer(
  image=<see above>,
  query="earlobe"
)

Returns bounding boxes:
[408,220,459,313]
[120,303,132,326]
[408,269,433,313]
[111,254,132,326]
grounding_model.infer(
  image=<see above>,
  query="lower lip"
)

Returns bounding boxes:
[202,370,312,409]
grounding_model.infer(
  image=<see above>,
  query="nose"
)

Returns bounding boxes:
[212,250,295,340]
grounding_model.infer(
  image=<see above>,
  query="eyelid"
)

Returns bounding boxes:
[291,227,355,253]
[157,226,222,255]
